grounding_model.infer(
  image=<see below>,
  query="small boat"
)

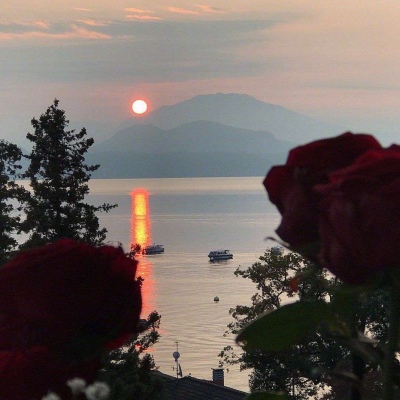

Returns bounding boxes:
[143,244,165,255]
[270,246,284,255]
[208,249,233,261]
[137,319,149,330]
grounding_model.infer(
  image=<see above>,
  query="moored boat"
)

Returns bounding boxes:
[143,244,165,255]
[270,246,284,255]
[208,249,233,261]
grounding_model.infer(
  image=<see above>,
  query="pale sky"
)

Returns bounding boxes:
[2,1,400,147]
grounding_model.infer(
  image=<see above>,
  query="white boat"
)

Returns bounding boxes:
[271,246,284,255]
[143,244,165,255]
[208,249,233,261]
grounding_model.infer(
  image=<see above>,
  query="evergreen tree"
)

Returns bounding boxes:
[22,99,116,247]
[0,140,27,264]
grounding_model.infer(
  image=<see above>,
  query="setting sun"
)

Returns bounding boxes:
[132,99,148,115]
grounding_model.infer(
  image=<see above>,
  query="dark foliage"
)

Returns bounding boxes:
[99,311,162,400]
[22,99,116,247]
[219,249,389,399]
[0,140,28,264]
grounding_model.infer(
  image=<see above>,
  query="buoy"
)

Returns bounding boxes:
[214,296,219,302]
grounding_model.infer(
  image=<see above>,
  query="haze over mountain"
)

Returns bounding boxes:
[89,93,345,178]
[116,93,344,143]
[88,120,294,178]
[93,121,293,154]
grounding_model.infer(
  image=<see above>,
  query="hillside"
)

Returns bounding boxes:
[115,93,343,143]
[93,120,293,154]
[88,120,295,178]
[88,93,346,178]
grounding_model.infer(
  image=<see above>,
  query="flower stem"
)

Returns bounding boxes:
[383,283,400,400]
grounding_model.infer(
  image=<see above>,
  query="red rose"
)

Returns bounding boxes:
[315,145,400,284]
[0,239,142,357]
[264,132,382,256]
[0,346,100,400]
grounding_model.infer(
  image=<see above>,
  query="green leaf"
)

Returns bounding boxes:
[246,392,289,400]
[236,301,333,352]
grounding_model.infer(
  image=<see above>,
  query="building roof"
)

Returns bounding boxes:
[154,372,248,400]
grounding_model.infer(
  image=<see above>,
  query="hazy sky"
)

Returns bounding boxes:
[2,1,400,147]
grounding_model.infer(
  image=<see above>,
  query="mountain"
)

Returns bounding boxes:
[88,120,295,178]
[117,93,344,143]
[93,120,293,155]
[88,93,346,178]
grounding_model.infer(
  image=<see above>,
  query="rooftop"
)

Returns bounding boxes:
[154,371,248,400]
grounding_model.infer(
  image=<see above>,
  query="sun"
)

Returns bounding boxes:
[132,99,148,115]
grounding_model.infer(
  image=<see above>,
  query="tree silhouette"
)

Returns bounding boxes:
[219,249,387,399]
[22,99,116,247]
[0,140,27,264]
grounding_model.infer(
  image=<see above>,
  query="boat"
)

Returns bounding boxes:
[208,249,233,261]
[143,244,165,255]
[270,246,284,255]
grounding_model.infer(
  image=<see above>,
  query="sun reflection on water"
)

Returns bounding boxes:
[131,189,151,248]
[130,188,156,317]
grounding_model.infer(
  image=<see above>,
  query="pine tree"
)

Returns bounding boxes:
[0,140,27,264]
[22,99,116,248]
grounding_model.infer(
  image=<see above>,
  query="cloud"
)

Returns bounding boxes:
[125,8,155,14]
[32,21,51,29]
[56,25,112,39]
[124,7,160,21]
[126,15,163,21]
[0,19,280,84]
[73,8,93,12]
[0,22,111,42]
[1,20,50,30]
[167,7,200,15]
[194,5,225,13]
[77,20,111,27]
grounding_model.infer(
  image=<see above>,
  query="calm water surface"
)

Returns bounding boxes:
[87,177,280,392]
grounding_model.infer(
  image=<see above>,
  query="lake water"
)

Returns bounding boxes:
[86,177,280,392]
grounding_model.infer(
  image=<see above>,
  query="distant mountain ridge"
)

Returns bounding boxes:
[93,120,293,154]
[88,93,345,178]
[88,120,294,178]
[116,93,343,143]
